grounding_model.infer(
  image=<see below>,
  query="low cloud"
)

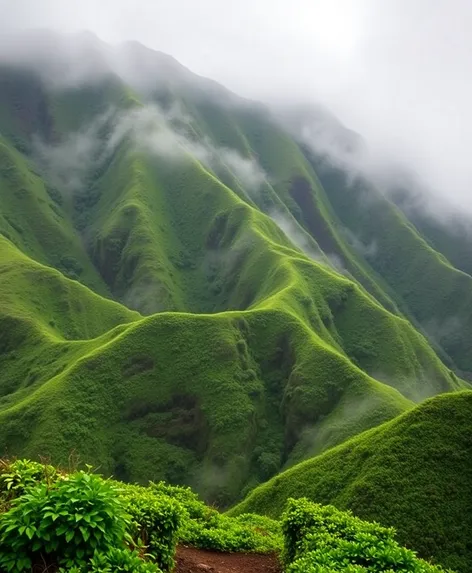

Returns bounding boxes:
[33,102,267,203]
[108,105,188,160]
[33,109,114,193]
[218,148,266,190]
[279,105,469,228]
[342,228,378,260]
[287,391,399,463]
[110,104,267,191]
[2,3,472,220]
[269,209,323,261]
[268,208,348,276]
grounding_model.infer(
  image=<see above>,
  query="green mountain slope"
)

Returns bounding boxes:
[301,137,472,376]
[0,133,109,295]
[391,184,472,283]
[0,31,467,507]
[0,235,139,408]
[231,391,472,572]
[0,220,422,504]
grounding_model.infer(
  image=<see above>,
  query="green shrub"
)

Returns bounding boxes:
[0,471,131,572]
[0,459,58,502]
[0,459,281,573]
[282,498,451,573]
[148,480,282,554]
[119,483,183,572]
[149,481,205,519]
[58,548,161,572]
[180,507,281,553]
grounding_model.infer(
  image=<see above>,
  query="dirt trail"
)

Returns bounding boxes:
[174,546,282,573]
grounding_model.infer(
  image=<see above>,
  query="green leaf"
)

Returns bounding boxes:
[25,527,35,540]
[79,526,90,542]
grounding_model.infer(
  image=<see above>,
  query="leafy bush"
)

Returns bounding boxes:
[0,459,282,573]
[0,471,131,572]
[282,498,452,573]
[149,481,205,519]
[0,459,58,502]
[148,480,282,553]
[123,480,282,558]
[58,548,161,572]
[119,483,182,572]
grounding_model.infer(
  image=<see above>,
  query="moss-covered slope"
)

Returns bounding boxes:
[0,33,467,507]
[231,391,472,572]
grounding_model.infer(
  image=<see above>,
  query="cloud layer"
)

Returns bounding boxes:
[34,103,267,200]
[2,0,472,211]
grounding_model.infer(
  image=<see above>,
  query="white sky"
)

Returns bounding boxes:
[2,0,472,207]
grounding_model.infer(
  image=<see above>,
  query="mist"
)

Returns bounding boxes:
[268,211,321,261]
[33,102,267,202]
[2,0,472,213]
[33,110,114,193]
[110,104,267,190]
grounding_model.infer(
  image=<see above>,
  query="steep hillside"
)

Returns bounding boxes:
[298,130,472,376]
[0,133,109,295]
[231,391,472,572]
[0,236,139,408]
[0,227,424,505]
[0,31,467,506]
[391,185,472,281]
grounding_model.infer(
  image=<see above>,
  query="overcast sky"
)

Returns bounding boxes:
[1,0,472,209]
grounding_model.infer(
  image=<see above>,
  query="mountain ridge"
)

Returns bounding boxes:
[0,30,468,507]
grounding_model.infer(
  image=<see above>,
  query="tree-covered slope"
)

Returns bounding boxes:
[231,391,472,572]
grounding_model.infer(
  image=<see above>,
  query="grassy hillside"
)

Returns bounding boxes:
[0,134,110,295]
[391,187,472,280]
[0,200,459,504]
[0,231,419,505]
[0,172,458,504]
[0,235,139,407]
[305,150,472,376]
[231,391,472,572]
[0,31,467,509]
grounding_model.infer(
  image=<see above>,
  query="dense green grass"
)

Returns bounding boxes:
[231,391,472,572]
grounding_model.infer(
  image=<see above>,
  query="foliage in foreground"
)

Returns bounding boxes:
[0,459,281,572]
[0,460,165,572]
[147,481,281,554]
[1,459,457,573]
[282,498,453,573]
